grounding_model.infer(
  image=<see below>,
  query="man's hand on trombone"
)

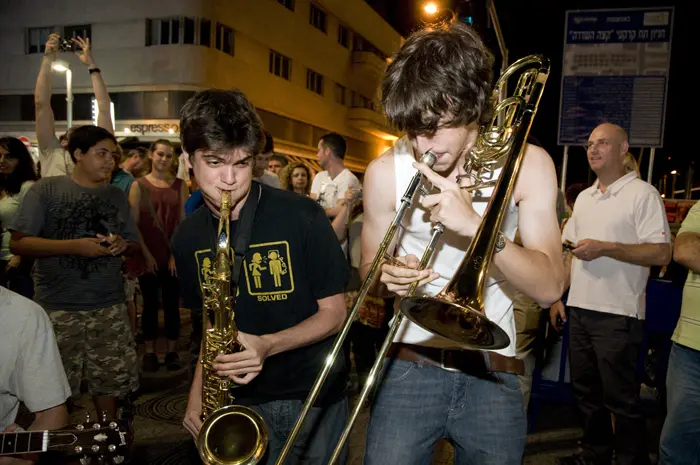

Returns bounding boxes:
[412,161,482,238]
[379,254,440,296]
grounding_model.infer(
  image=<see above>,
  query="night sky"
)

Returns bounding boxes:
[365,0,692,191]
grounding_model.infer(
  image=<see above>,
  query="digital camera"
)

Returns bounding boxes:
[58,38,74,52]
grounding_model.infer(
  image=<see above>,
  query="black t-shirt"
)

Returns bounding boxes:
[172,182,349,405]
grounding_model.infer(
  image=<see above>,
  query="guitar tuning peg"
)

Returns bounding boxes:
[80,455,92,465]
[112,456,125,464]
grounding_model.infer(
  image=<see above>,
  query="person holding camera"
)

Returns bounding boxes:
[34,33,114,177]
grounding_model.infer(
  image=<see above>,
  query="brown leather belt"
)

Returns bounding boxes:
[388,343,524,376]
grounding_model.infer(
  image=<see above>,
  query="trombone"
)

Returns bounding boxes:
[274,54,550,465]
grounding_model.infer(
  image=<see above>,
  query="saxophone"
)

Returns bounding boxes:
[196,191,268,465]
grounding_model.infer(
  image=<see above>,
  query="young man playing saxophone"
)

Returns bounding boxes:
[361,20,566,464]
[173,89,351,464]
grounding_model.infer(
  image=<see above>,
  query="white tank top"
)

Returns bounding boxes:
[390,136,520,357]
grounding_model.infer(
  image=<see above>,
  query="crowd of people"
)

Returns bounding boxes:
[0,18,698,465]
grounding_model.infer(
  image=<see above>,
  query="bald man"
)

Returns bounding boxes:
[551,123,671,465]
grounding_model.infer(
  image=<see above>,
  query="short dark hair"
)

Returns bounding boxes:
[381,20,494,135]
[263,131,274,154]
[127,147,147,159]
[271,154,288,167]
[320,132,346,159]
[67,125,117,163]
[180,89,265,159]
[0,137,38,195]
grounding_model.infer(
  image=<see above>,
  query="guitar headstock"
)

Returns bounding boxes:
[54,411,132,464]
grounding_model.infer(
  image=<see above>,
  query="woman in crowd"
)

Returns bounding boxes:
[130,139,188,372]
[0,137,37,298]
[279,161,311,196]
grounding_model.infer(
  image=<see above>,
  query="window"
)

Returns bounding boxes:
[351,92,375,110]
[63,24,91,41]
[215,23,234,55]
[334,84,346,105]
[147,17,211,46]
[148,17,178,45]
[309,4,326,33]
[200,19,211,47]
[277,0,295,11]
[26,27,54,54]
[184,17,195,44]
[337,25,349,48]
[269,51,291,80]
[306,69,324,95]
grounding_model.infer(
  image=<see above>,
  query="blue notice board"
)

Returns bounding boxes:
[558,7,674,147]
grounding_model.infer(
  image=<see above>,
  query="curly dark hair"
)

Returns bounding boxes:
[381,19,495,136]
[0,137,38,195]
[279,162,311,195]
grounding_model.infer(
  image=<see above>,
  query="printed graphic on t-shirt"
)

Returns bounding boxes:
[194,241,295,303]
[56,193,120,278]
[243,241,295,301]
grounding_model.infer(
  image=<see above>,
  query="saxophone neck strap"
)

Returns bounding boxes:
[231,182,261,288]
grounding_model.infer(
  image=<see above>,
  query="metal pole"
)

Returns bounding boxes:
[685,166,694,200]
[560,145,569,193]
[646,147,655,184]
[66,69,73,129]
[671,173,677,199]
[487,0,508,126]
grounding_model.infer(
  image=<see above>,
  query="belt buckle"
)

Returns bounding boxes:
[440,349,462,373]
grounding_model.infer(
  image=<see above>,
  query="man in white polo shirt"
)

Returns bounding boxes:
[310,132,360,218]
[551,123,671,465]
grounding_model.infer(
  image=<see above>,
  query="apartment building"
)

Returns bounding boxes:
[0,0,404,173]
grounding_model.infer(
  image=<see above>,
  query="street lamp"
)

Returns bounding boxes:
[52,60,73,129]
[423,2,439,15]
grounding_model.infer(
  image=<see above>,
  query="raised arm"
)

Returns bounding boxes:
[34,34,59,150]
[73,37,113,134]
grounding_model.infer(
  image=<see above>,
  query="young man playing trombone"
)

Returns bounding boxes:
[361,20,566,464]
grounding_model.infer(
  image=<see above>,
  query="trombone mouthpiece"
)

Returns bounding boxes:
[420,151,437,168]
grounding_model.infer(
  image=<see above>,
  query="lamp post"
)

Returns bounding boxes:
[52,60,73,129]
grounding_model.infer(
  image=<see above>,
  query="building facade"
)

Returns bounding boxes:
[0,0,404,173]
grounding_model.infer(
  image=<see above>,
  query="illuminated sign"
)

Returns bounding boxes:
[126,123,179,135]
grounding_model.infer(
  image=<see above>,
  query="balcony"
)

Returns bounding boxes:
[350,51,387,99]
[347,107,398,141]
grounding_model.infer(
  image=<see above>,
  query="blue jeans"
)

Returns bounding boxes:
[659,342,700,465]
[251,397,349,465]
[364,357,526,465]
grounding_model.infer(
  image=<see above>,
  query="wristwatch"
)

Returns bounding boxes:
[494,232,506,253]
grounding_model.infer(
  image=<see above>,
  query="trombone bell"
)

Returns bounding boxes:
[400,297,510,350]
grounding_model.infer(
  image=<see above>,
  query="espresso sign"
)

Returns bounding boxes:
[128,123,179,135]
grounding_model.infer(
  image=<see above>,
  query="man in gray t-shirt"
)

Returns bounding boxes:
[9,125,141,423]
[11,175,138,310]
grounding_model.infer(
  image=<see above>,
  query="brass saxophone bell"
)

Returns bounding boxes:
[197,405,268,465]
